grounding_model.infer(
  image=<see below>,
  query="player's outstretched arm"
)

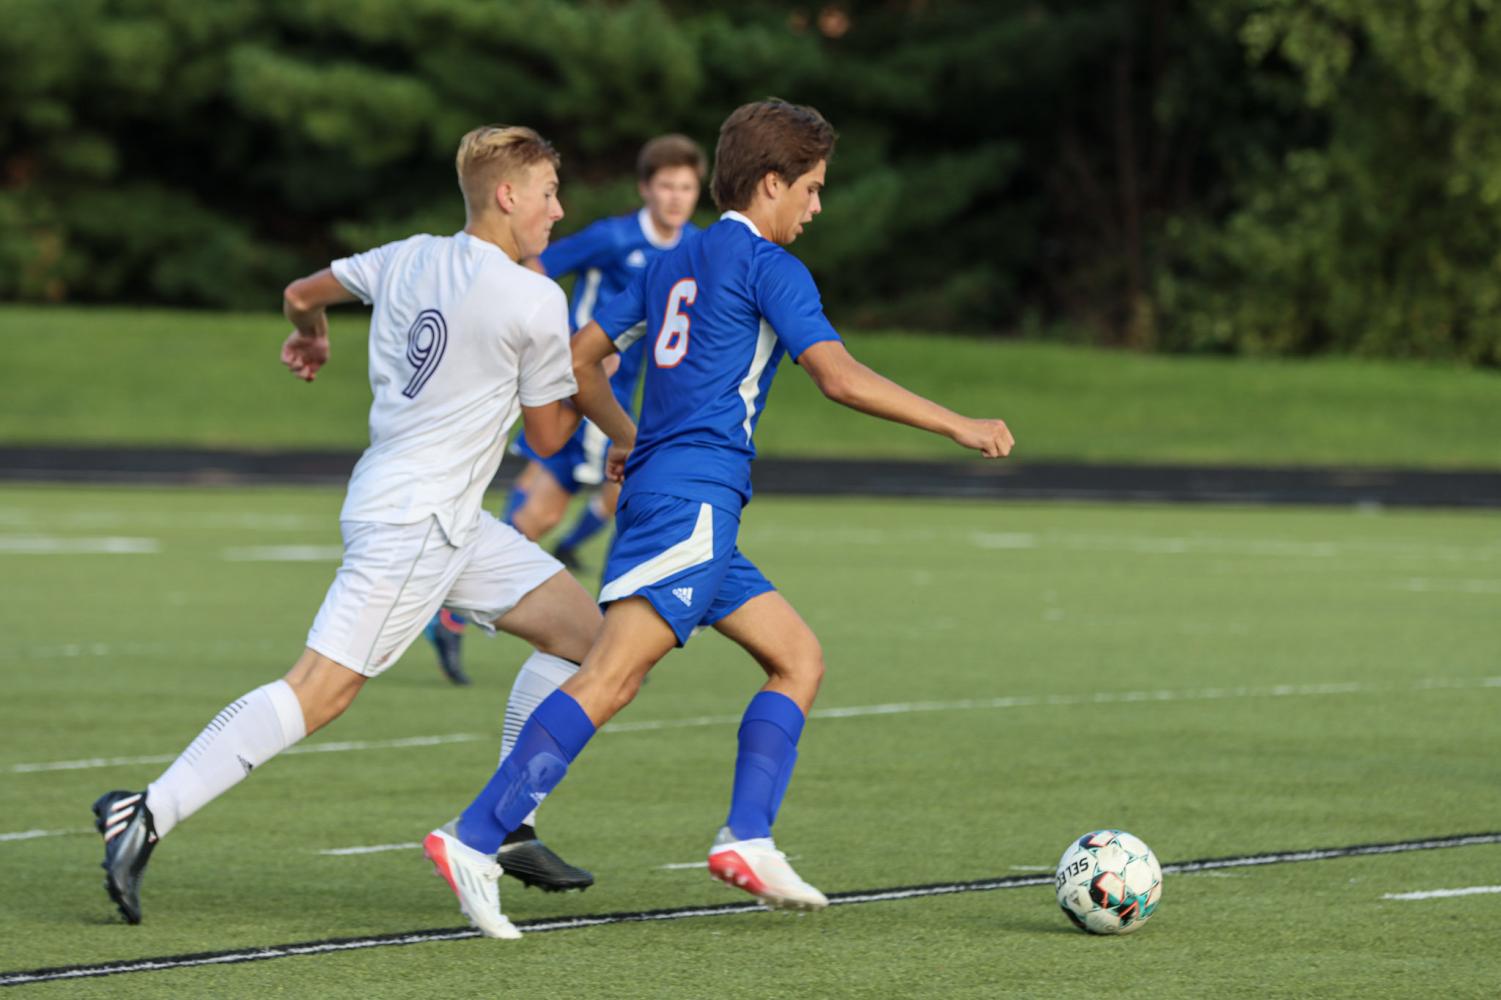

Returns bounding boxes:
[281,268,357,382]
[797,340,1014,458]
[569,320,638,449]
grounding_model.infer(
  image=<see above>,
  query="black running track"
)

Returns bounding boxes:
[3,446,1500,508]
[3,831,1498,987]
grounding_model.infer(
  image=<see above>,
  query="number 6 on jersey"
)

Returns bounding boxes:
[654,278,697,367]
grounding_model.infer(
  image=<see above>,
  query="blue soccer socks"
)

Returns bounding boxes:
[457,690,596,854]
[725,691,807,841]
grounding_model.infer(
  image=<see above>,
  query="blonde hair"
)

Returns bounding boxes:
[455,125,561,218]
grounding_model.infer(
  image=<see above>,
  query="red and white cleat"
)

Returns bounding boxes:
[423,821,522,940]
[707,827,828,911]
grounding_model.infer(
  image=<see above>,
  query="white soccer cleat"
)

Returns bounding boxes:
[707,827,828,911]
[423,821,522,940]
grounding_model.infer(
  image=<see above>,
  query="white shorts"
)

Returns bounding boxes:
[306,513,562,677]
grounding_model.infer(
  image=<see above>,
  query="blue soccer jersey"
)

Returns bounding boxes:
[541,209,697,412]
[593,211,842,512]
[517,208,697,477]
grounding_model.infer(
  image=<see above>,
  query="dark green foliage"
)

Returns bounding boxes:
[3,0,1501,363]
[1154,0,1501,365]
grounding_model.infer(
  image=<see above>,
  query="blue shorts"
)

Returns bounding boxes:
[513,423,609,495]
[598,493,774,646]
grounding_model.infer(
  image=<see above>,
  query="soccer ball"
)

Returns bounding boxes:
[1054,829,1162,935]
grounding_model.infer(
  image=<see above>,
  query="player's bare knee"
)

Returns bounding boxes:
[548,597,603,662]
[283,652,365,735]
[778,633,825,689]
[563,659,646,723]
[533,624,597,664]
[794,652,825,699]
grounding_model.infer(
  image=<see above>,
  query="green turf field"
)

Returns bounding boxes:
[4,305,1500,468]
[1,484,1498,997]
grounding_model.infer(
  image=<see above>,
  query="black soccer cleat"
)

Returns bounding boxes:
[551,545,581,571]
[425,611,471,686]
[498,826,594,892]
[92,789,159,924]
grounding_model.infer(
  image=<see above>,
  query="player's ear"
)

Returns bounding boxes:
[761,171,783,201]
[494,181,515,215]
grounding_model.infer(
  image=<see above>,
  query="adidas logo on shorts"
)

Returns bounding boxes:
[672,586,694,607]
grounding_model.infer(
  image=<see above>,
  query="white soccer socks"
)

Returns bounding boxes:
[144,679,307,837]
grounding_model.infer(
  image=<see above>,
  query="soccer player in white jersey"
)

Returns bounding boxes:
[425,100,1014,935]
[423,135,706,684]
[92,125,619,935]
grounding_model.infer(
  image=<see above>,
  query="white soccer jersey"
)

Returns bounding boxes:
[331,232,577,546]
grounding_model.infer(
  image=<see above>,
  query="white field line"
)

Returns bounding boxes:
[1383,885,1501,901]
[0,508,325,531]
[971,533,1039,550]
[3,501,1492,561]
[221,545,344,562]
[1401,577,1501,596]
[7,732,486,775]
[0,828,90,842]
[973,532,1342,558]
[0,639,284,662]
[323,851,783,866]
[656,855,797,871]
[8,675,1500,777]
[319,842,421,856]
[608,676,1501,736]
[324,853,725,867]
[743,524,1501,564]
[0,535,160,555]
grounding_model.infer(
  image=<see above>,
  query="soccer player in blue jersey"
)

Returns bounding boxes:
[509,134,707,555]
[423,100,1014,935]
[424,135,706,685]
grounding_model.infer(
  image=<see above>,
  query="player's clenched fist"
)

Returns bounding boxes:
[605,443,631,483]
[281,331,329,382]
[954,417,1014,458]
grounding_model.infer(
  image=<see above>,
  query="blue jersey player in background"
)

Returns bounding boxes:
[426,100,1014,935]
[424,135,706,686]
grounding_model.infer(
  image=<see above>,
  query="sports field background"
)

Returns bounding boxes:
[2,484,1498,996]
[3,306,1500,469]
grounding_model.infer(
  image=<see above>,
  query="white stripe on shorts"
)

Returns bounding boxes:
[598,503,714,604]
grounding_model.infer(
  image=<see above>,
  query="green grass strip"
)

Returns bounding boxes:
[3,306,1499,468]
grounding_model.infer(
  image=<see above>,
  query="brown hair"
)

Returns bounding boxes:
[710,100,837,211]
[455,125,561,217]
[637,134,707,183]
